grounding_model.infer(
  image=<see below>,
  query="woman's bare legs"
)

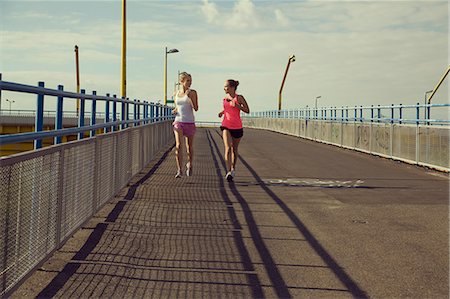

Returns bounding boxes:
[231,137,241,171]
[174,129,184,174]
[185,135,195,175]
[222,129,233,173]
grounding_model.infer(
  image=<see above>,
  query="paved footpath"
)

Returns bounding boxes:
[12,128,449,298]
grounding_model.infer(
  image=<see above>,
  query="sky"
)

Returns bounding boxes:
[0,0,448,122]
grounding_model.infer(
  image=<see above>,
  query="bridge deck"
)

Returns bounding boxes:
[12,128,449,298]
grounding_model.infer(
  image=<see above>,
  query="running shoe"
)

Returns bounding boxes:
[186,163,192,177]
[175,170,182,178]
[225,172,233,182]
[230,169,235,178]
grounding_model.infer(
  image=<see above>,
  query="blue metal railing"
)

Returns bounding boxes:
[0,78,175,149]
[247,103,450,125]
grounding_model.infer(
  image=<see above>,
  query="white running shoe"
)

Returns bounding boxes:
[225,171,233,181]
[186,163,192,177]
[175,170,182,178]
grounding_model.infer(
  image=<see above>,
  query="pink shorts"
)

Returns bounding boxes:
[173,121,196,137]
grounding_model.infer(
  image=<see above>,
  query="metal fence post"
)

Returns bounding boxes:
[150,102,154,123]
[126,98,130,128]
[155,104,160,122]
[143,101,147,124]
[112,95,117,132]
[371,105,374,123]
[416,102,420,125]
[78,89,85,140]
[133,99,137,126]
[90,91,97,137]
[121,97,126,130]
[34,81,45,149]
[399,104,402,124]
[105,93,110,134]
[55,85,64,145]
[377,105,381,123]
[390,104,394,124]
[360,106,363,122]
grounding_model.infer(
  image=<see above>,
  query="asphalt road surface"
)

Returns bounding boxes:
[12,128,449,298]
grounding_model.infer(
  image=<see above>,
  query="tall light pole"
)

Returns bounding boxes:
[6,99,15,112]
[121,0,127,98]
[164,47,179,105]
[74,45,80,116]
[278,54,295,111]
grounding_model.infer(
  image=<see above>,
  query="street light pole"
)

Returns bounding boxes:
[6,99,15,112]
[75,45,80,116]
[121,0,127,98]
[278,54,295,111]
[164,47,179,105]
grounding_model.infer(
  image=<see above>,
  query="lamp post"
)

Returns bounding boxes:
[121,0,127,98]
[424,90,432,120]
[278,54,295,111]
[164,47,179,105]
[315,96,321,118]
[75,45,80,116]
[6,99,15,112]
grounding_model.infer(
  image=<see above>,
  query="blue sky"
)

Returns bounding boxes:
[0,0,448,121]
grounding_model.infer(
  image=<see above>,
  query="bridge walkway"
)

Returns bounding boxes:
[12,128,449,298]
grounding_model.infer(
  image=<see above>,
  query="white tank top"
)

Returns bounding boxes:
[174,90,195,123]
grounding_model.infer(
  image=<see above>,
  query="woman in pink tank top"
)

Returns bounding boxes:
[218,79,250,181]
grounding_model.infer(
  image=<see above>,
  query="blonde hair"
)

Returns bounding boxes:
[179,72,191,82]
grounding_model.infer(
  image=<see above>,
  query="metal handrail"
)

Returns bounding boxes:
[246,102,450,125]
[0,78,175,148]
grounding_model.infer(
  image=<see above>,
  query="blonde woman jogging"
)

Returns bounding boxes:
[172,72,198,178]
[218,79,250,181]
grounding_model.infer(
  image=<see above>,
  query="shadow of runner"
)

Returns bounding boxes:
[36,145,174,299]
[205,130,264,298]
[207,129,291,299]
[228,132,369,298]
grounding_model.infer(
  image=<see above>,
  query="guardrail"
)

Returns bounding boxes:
[249,103,450,126]
[242,116,449,172]
[0,77,176,297]
[0,77,174,149]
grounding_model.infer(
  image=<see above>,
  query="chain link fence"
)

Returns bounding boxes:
[0,121,174,296]
[243,118,449,172]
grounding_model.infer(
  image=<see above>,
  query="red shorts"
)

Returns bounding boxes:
[173,121,196,137]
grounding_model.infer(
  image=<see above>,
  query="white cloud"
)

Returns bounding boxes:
[275,9,290,27]
[201,0,219,24]
[201,0,260,29]
[229,0,260,29]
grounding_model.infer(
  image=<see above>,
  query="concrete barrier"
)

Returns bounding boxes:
[243,118,449,172]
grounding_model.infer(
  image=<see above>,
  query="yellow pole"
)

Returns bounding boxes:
[75,45,80,116]
[427,65,450,104]
[164,47,167,105]
[121,0,126,98]
[278,55,295,111]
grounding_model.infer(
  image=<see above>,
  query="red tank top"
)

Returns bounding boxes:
[222,94,242,129]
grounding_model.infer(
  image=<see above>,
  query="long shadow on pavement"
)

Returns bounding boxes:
[207,129,292,299]
[211,128,369,298]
